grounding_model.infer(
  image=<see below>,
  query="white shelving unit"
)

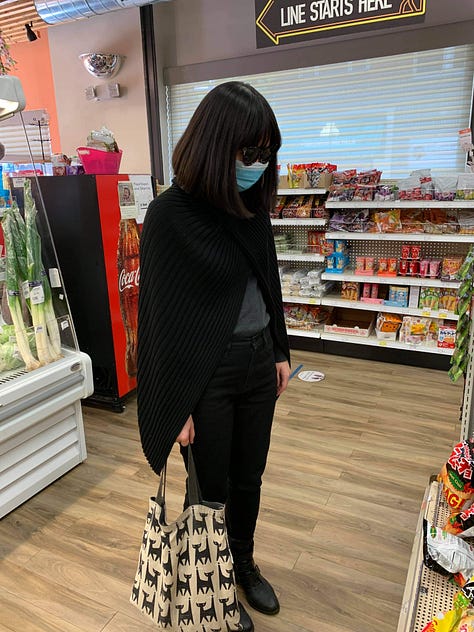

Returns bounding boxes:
[278,188,327,195]
[275,194,468,358]
[287,328,321,338]
[277,253,325,262]
[321,295,459,320]
[322,270,460,288]
[325,231,474,242]
[326,199,474,208]
[321,331,453,355]
[272,218,326,226]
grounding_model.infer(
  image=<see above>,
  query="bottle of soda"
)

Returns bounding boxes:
[117,215,140,377]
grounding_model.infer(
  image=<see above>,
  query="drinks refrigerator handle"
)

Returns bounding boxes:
[117,217,140,377]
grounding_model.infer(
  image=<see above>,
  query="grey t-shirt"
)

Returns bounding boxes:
[233,275,287,362]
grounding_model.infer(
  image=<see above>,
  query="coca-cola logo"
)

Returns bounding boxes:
[119,266,140,292]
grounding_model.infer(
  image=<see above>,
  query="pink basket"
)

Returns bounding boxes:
[76,147,122,175]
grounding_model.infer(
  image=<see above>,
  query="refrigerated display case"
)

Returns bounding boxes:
[0,178,93,518]
[10,174,154,411]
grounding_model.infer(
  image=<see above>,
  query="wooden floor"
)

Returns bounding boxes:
[0,350,463,632]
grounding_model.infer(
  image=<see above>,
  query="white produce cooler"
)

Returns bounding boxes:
[0,349,92,518]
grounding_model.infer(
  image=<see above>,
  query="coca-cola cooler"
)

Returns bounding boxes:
[11,174,154,411]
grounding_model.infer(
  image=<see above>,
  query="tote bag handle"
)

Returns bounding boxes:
[156,445,201,506]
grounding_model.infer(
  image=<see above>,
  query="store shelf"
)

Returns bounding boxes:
[283,296,321,305]
[325,231,474,242]
[278,188,327,195]
[286,328,321,338]
[397,480,457,632]
[321,271,460,288]
[321,295,459,320]
[272,218,327,226]
[320,331,454,355]
[277,253,325,262]
[326,200,474,209]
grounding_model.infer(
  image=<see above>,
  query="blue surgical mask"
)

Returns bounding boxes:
[236,159,268,192]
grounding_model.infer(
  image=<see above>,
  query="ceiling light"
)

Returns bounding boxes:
[0,76,26,121]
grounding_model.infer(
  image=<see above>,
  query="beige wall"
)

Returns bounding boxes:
[48,8,151,174]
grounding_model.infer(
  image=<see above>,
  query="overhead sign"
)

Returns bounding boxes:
[255,0,426,48]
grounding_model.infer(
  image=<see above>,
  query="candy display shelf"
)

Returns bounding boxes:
[286,328,321,338]
[326,200,474,209]
[320,331,453,355]
[277,253,325,262]
[325,232,474,242]
[277,188,327,195]
[322,271,460,288]
[320,295,459,321]
[272,218,327,226]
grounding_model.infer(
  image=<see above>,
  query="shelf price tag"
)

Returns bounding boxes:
[421,310,431,317]
[378,340,387,347]
[439,312,448,319]
[308,298,317,304]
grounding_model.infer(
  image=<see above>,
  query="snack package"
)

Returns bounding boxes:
[421,607,463,632]
[374,183,397,201]
[332,169,357,185]
[446,505,474,538]
[388,286,409,307]
[457,175,474,201]
[399,316,431,344]
[458,211,474,235]
[287,164,305,188]
[341,281,360,301]
[424,519,474,585]
[411,168,434,200]
[442,257,464,281]
[376,312,402,332]
[440,289,459,314]
[419,287,441,310]
[271,196,286,219]
[374,209,402,232]
[398,176,423,200]
[281,196,306,218]
[438,324,457,349]
[434,176,458,201]
[438,440,474,515]
[327,184,355,202]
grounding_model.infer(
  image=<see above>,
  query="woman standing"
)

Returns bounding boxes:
[137,81,290,632]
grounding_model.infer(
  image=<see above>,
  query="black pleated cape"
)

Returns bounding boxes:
[137,183,290,474]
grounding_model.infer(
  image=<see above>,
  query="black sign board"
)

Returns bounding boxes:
[256,0,426,48]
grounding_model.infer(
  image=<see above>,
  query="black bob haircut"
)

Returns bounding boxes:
[172,81,281,219]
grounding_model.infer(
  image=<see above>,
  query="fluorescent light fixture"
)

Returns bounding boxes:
[0,76,26,121]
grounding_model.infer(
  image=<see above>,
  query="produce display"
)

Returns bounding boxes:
[448,247,474,383]
[0,179,62,372]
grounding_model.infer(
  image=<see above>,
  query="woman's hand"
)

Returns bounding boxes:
[176,415,195,446]
[276,361,290,397]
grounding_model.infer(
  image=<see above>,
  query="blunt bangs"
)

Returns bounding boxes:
[173,81,281,219]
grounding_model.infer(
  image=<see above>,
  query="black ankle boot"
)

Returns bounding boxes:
[230,538,280,616]
[238,601,254,632]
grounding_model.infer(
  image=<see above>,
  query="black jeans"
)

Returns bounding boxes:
[181,327,277,542]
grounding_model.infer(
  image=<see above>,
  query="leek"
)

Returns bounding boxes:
[23,179,57,364]
[23,181,61,358]
[1,210,40,371]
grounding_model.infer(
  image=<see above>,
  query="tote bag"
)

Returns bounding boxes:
[130,448,241,631]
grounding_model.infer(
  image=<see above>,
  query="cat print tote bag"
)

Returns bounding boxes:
[130,447,241,631]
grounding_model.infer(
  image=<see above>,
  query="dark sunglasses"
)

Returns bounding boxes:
[240,144,278,166]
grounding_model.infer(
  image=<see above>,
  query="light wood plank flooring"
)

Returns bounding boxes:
[0,350,463,631]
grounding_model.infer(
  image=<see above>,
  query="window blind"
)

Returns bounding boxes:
[0,110,52,164]
[167,45,474,180]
